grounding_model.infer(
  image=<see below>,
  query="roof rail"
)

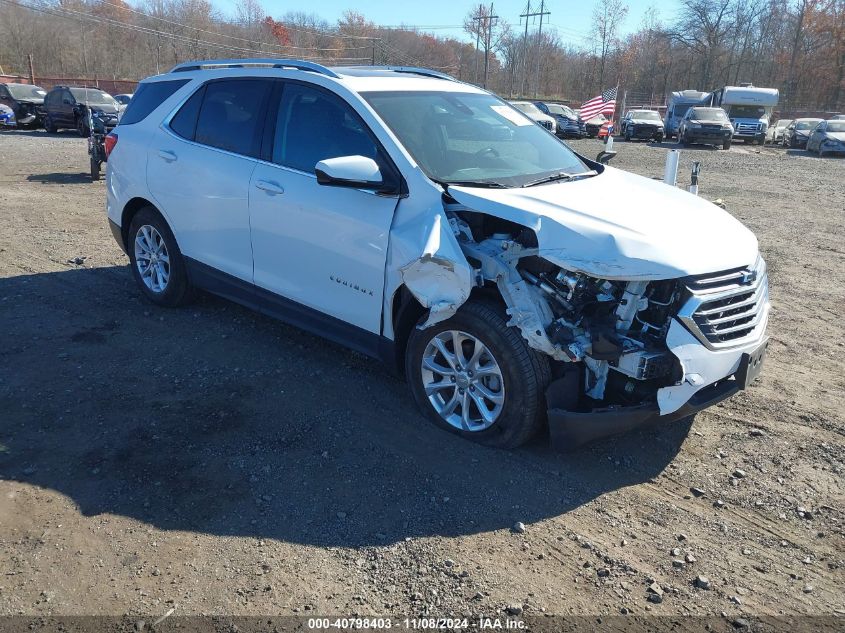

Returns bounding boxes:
[169,58,340,79]
[379,66,456,81]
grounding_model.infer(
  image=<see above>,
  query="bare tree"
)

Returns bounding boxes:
[591,0,629,90]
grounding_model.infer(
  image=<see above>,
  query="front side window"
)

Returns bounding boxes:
[827,121,845,132]
[795,120,822,130]
[193,79,271,157]
[364,90,589,187]
[272,83,378,173]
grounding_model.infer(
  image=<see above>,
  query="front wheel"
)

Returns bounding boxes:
[128,206,194,307]
[405,301,551,449]
[76,117,89,137]
[90,156,100,181]
[44,114,57,133]
[722,139,732,150]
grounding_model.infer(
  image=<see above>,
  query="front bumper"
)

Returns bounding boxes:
[547,318,769,450]
[628,124,664,139]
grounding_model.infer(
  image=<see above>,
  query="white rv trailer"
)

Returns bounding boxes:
[710,84,779,144]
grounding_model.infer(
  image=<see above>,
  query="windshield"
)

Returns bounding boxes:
[776,119,792,128]
[69,88,115,105]
[510,102,542,117]
[728,105,767,119]
[631,111,661,121]
[7,84,46,100]
[364,91,590,187]
[690,108,728,121]
[547,104,575,118]
[795,119,822,130]
[827,121,845,132]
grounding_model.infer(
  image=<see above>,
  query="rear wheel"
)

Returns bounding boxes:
[405,300,551,449]
[128,206,194,307]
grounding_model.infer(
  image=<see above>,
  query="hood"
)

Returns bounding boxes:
[17,98,44,105]
[822,132,845,142]
[448,167,759,280]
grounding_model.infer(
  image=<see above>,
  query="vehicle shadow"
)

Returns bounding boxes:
[27,172,92,184]
[1,129,77,138]
[0,267,693,548]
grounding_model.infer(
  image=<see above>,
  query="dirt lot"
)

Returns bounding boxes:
[0,130,843,627]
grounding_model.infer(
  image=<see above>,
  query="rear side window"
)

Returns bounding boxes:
[193,79,271,157]
[169,85,205,140]
[120,79,189,125]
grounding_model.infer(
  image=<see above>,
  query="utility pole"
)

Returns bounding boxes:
[520,0,549,97]
[472,4,483,84]
[533,0,549,98]
[28,54,35,85]
[519,1,531,97]
[482,3,499,89]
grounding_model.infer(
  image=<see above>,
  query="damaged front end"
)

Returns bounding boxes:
[430,195,770,449]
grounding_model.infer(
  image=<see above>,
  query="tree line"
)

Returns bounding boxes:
[0,0,842,111]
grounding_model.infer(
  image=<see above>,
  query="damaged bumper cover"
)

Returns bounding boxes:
[547,320,769,449]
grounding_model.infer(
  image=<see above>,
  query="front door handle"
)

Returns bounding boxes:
[255,180,284,195]
[157,149,177,162]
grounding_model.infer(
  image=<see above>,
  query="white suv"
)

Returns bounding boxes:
[106,59,770,449]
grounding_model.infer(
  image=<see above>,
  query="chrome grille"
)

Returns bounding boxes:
[678,257,769,350]
[539,119,554,131]
[735,121,761,133]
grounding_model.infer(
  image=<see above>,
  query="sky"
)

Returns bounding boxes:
[213,0,679,50]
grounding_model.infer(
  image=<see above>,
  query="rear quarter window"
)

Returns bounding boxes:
[119,79,189,125]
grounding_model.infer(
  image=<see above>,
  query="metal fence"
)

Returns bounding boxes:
[0,74,137,95]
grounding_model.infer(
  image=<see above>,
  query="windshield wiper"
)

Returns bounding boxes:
[522,170,598,188]
[444,180,508,189]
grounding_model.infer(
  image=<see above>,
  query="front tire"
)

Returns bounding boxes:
[722,139,732,150]
[76,116,89,137]
[128,206,194,307]
[405,301,551,449]
[90,156,100,181]
[44,114,57,133]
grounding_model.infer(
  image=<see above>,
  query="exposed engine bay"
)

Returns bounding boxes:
[443,197,684,412]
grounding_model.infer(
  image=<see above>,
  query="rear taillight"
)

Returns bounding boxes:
[104,132,118,159]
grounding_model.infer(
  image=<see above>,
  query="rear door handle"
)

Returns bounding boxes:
[255,180,284,195]
[157,149,177,162]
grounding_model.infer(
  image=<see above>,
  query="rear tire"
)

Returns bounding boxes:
[128,206,194,307]
[405,300,551,449]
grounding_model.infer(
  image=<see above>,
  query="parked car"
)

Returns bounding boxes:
[0,82,46,128]
[0,103,15,127]
[107,60,769,450]
[806,119,845,156]
[534,101,585,138]
[766,118,791,143]
[597,119,615,140]
[781,118,823,149]
[508,101,556,134]
[41,86,120,136]
[678,106,734,149]
[583,113,606,138]
[113,93,133,112]
[620,109,665,142]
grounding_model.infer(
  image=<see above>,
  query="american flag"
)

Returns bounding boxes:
[579,86,618,121]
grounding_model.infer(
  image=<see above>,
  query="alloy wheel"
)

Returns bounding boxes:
[420,330,505,432]
[134,225,170,293]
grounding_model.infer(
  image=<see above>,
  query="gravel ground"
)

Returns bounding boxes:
[0,129,843,626]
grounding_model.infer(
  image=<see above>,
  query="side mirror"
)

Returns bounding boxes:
[315,155,387,192]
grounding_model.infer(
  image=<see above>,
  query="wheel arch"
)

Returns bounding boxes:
[120,197,162,251]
